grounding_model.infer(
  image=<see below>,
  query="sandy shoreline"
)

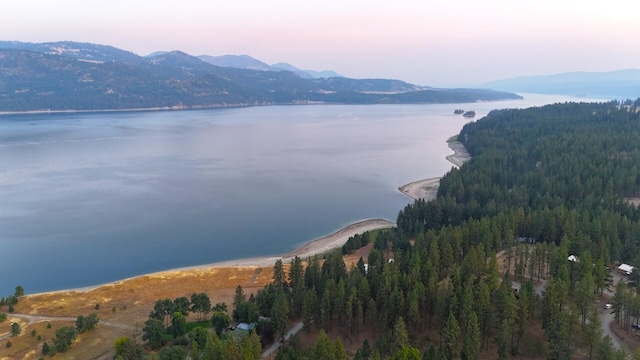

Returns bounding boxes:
[446,135,472,168]
[27,135,471,297]
[179,218,395,269]
[29,218,395,296]
[398,135,471,201]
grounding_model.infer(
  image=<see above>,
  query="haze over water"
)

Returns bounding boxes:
[0,95,589,295]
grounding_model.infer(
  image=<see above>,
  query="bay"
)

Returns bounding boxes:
[0,94,592,295]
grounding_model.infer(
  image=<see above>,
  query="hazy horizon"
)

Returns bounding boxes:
[2,0,639,87]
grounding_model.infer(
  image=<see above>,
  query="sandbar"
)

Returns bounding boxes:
[398,135,471,201]
[180,218,395,269]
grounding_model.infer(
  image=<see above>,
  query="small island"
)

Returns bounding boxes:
[463,110,476,118]
[454,109,465,114]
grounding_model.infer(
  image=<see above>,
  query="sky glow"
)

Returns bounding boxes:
[2,0,639,86]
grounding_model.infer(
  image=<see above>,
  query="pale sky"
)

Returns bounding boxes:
[2,0,639,87]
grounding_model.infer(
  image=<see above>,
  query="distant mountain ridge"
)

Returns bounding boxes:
[197,54,275,72]
[481,69,640,99]
[270,62,343,79]
[0,40,141,63]
[0,41,521,113]
[196,55,342,79]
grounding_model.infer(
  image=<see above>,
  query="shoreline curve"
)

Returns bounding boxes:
[398,135,471,200]
[27,135,471,297]
[28,218,395,296]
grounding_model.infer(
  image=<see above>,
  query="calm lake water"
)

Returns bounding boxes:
[0,95,591,295]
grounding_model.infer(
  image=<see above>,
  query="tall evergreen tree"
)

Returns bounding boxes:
[441,310,460,360]
[460,311,480,360]
[271,288,290,342]
[582,307,602,360]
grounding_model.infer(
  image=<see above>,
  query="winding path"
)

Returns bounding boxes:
[0,313,136,341]
[261,321,304,359]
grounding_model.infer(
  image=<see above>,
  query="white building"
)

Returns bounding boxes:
[618,263,634,275]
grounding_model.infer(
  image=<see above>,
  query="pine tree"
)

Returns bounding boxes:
[546,312,571,360]
[368,298,378,338]
[309,330,335,360]
[233,285,246,308]
[271,288,290,342]
[582,307,602,360]
[335,337,347,360]
[596,335,615,360]
[273,259,287,289]
[460,311,480,360]
[239,331,262,360]
[392,316,409,353]
[302,287,317,334]
[441,311,460,360]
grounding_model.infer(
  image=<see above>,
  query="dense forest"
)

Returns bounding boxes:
[59,98,640,359]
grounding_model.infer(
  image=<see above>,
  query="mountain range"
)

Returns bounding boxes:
[0,41,522,113]
[481,69,640,99]
[193,54,342,79]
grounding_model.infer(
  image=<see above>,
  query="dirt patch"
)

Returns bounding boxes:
[625,197,640,207]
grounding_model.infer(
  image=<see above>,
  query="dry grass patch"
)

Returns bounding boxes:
[0,320,75,360]
[3,264,279,359]
[17,266,274,319]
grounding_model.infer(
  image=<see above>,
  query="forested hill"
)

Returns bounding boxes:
[400,98,640,262]
[0,41,521,112]
[388,99,640,359]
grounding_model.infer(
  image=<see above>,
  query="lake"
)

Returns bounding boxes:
[0,95,592,295]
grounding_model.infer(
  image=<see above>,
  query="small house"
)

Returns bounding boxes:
[236,322,255,332]
[618,264,634,275]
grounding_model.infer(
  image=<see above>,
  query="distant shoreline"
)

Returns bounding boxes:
[0,104,250,116]
[0,100,494,116]
[26,134,471,297]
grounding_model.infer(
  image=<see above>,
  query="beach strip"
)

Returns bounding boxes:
[29,219,395,296]
[182,218,395,269]
[398,135,471,201]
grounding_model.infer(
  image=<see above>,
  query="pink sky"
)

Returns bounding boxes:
[2,0,639,86]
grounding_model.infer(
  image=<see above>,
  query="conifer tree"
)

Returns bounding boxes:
[441,311,460,360]
[392,316,409,353]
[461,311,480,360]
[582,307,602,360]
[271,288,290,342]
